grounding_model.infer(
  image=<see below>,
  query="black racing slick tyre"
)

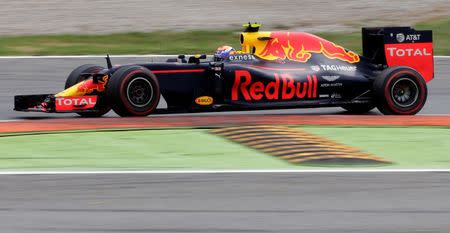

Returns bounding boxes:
[373,67,427,115]
[65,64,111,117]
[341,104,375,114]
[106,66,160,117]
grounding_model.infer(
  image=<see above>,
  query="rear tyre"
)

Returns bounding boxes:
[373,67,427,115]
[341,104,375,114]
[65,64,111,117]
[106,65,160,117]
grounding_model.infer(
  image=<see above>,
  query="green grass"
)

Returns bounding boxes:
[0,129,291,170]
[0,30,241,55]
[0,19,448,55]
[416,19,450,55]
[300,126,450,168]
[1,126,450,171]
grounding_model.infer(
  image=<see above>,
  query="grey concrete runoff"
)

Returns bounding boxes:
[0,56,449,119]
[0,0,449,35]
[1,172,450,233]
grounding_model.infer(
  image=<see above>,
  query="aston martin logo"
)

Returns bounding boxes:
[321,75,340,82]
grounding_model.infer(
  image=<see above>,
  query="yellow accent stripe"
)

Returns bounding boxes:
[278,151,359,159]
[259,144,359,153]
[288,155,387,163]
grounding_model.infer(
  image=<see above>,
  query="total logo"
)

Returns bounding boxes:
[55,96,97,111]
[56,97,96,106]
[387,47,431,57]
[232,70,317,101]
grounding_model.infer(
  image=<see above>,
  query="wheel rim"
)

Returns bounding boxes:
[390,77,419,108]
[126,77,153,108]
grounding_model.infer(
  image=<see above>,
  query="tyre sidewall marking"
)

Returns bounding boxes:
[118,69,158,115]
[383,70,426,114]
[390,77,419,108]
[126,77,154,108]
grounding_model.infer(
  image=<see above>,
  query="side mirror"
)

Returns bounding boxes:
[194,54,207,59]
[188,54,207,64]
[178,55,187,63]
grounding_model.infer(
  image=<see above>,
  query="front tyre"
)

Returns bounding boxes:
[65,64,111,117]
[373,67,427,115]
[106,66,160,117]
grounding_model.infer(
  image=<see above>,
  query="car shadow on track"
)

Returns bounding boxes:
[11,108,381,121]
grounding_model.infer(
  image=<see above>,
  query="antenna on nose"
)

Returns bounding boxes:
[105,54,112,69]
[243,22,261,32]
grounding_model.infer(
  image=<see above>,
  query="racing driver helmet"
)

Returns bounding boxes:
[214,45,236,61]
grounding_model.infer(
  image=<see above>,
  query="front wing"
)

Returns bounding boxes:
[14,94,99,113]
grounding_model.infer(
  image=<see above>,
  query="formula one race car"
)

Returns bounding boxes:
[14,23,433,116]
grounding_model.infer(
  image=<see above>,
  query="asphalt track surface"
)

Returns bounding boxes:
[1,57,450,233]
[1,172,450,233]
[1,56,449,120]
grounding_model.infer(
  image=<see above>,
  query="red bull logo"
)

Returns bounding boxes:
[55,75,110,97]
[231,70,317,101]
[258,32,360,63]
[76,75,109,95]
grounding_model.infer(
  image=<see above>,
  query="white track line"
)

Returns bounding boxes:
[1,114,450,124]
[0,119,20,122]
[0,169,450,175]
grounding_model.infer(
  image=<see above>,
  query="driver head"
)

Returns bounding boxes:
[214,45,235,61]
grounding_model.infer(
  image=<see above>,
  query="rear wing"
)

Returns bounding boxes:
[362,27,434,82]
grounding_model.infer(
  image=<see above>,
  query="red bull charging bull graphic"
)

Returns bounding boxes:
[75,75,109,95]
[258,32,360,63]
[55,75,109,97]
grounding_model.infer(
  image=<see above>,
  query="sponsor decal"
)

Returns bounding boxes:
[310,65,321,72]
[195,96,214,106]
[258,32,360,63]
[396,33,405,43]
[229,54,256,61]
[320,83,343,88]
[57,75,109,97]
[394,33,421,43]
[319,94,330,98]
[386,47,431,57]
[331,92,342,99]
[55,96,97,111]
[231,70,317,101]
[320,64,356,72]
[212,66,222,71]
[76,75,109,95]
[321,75,340,82]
